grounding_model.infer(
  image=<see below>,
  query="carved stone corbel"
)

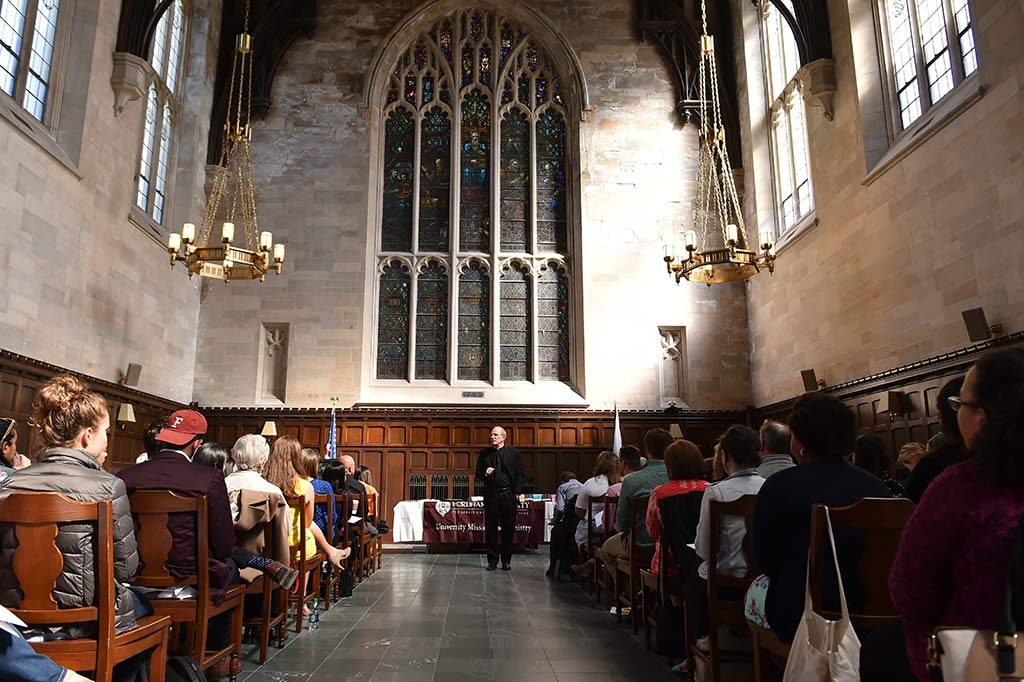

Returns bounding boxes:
[110,52,152,116]
[797,58,837,121]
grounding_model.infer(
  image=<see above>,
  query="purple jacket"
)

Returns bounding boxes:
[118,449,236,592]
[890,459,1024,681]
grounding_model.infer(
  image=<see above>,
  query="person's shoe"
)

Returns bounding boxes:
[486,564,498,571]
[501,563,511,571]
[207,656,243,679]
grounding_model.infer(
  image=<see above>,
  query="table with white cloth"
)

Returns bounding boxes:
[392,499,554,543]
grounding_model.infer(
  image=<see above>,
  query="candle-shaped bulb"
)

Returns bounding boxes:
[726,223,739,244]
[684,230,698,250]
[260,231,273,251]
[759,229,774,249]
[181,223,196,243]
[221,222,235,243]
[167,232,182,253]
[273,243,285,263]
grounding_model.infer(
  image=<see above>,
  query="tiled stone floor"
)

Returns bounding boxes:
[236,552,685,682]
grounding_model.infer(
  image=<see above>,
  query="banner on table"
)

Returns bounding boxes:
[422,500,545,544]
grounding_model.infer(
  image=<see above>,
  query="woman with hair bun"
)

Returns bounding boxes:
[0,375,147,679]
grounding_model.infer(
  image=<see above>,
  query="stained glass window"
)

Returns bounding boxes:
[381,107,414,251]
[458,262,490,381]
[536,110,567,253]
[500,109,530,253]
[135,0,189,225]
[537,265,569,381]
[415,262,449,380]
[500,264,531,381]
[879,0,978,130]
[375,8,575,388]
[460,89,490,252]
[377,261,411,380]
[419,107,450,252]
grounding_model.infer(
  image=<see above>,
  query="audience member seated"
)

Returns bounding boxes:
[569,452,620,578]
[225,434,286,514]
[595,429,673,572]
[853,434,905,497]
[689,426,764,642]
[0,376,142,637]
[610,446,643,500]
[745,393,891,644]
[340,455,379,537]
[117,409,299,677]
[0,417,30,476]
[863,348,1024,681]
[554,471,582,522]
[0,622,93,682]
[756,420,794,478]
[903,376,967,504]
[264,437,349,569]
[134,417,166,465]
[357,465,380,499]
[649,439,708,577]
[896,442,927,475]
[299,448,337,538]
[194,442,230,473]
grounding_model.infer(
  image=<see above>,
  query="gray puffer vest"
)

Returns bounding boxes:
[0,448,140,634]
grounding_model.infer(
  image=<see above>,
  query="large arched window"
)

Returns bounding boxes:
[372,7,574,388]
[760,0,813,235]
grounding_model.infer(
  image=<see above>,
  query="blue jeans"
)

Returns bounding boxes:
[0,627,66,682]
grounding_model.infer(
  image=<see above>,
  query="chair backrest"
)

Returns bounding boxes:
[706,494,760,594]
[314,491,334,539]
[809,497,915,629]
[603,496,619,541]
[285,493,313,564]
[333,492,349,547]
[366,492,377,520]
[587,494,606,543]
[0,493,113,641]
[628,493,652,569]
[129,490,210,601]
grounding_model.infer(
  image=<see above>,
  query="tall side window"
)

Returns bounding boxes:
[374,8,574,387]
[879,0,977,131]
[760,0,813,236]
[1,0,64,123]
[136,0,187,225]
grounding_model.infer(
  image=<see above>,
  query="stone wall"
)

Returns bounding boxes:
[732,0,1024,405]
[0,0,221,402]
[193,0,753,410]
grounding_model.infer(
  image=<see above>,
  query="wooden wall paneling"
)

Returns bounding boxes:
[410,450,428,470]
[343,424,364,445]
[301,425,321,447]
[431,425,450,445]
[622,425,643,446]
[514,426,535,447]
[410,423,430,445]
[384,450,408,538]
[0,379,16,412]
[559,425,578,446]
[536,449,558,494]
[388,424,407,445]
[451,450,472,470]
[538,425,556,446]
[366,424,386,445]
[452,425,471,445]
[472,425,490,446]
[430,451,448,469]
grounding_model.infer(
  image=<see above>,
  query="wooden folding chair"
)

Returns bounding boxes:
[129,490,244,680]
[1,493,171,682]
[692,494,760,682]
[314,491,337,609]
[241,524,288,664]
[614,493,654,633]
[348,491,372,581]
[369,492,383,571]
[581,494,605,592]
[285,493,325,633]
[594,495,618,605]
[332,492,352,598]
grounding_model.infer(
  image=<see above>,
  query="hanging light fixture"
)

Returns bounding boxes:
[663,1,775,285]
[166,0,284,283]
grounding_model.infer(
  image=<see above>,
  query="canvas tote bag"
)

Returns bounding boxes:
[782,507,860,682]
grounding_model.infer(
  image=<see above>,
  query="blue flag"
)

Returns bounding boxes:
[326,406,337,459]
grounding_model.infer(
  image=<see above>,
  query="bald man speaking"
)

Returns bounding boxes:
[475,426,524,571]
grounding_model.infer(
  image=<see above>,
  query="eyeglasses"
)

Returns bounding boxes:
[947,396,981,412]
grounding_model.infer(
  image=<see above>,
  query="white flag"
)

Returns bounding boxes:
[612,404,622,455]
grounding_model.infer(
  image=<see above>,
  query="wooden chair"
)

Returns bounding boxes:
[369,492,383,571]
[129,490,244,680]
[332,492,352,598]
[285,493,325,633]
[314,491,337,610]
[692,494,760,682]
[614,493,654,633]
[365,492,380,576]
[581,494,605,592]
[348,492,372,581]
[241,523,288,664]
[750,497,916,682]
[1,493,171,682]
[594,495,618,606]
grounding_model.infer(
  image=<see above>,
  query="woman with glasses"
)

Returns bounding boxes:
[862,348,1024,681]
[903,376,967,503]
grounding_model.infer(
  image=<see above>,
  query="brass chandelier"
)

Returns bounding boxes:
[166,0,284,282]
[663,0,775,285]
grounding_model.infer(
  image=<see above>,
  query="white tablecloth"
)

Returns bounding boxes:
[392,499,554,543]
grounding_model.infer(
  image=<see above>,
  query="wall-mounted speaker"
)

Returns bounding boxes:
[121,363,142,387]
[962,307,1002,342]
[801,369,820,393]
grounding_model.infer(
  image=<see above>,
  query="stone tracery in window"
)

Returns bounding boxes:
[374,7,573,386]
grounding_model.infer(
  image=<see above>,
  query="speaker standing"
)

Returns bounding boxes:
[476,426,524,571]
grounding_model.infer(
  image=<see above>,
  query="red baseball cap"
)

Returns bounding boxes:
[156,410,208,446]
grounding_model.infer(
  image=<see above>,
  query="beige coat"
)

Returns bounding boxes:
[232,489,290,582]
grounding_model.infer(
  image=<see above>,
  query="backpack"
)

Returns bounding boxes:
[166,656,204,682]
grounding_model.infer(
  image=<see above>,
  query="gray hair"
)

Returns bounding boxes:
[759,420,792,456]
[231,434,270,472]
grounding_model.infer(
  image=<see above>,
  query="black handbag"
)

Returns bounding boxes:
[165,656,204,682]
[337,567,354,598]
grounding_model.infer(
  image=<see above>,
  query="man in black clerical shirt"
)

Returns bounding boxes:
[475,426,524,571]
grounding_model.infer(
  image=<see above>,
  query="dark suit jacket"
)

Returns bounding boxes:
[475,445,525,497]
[118,449,236,589]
